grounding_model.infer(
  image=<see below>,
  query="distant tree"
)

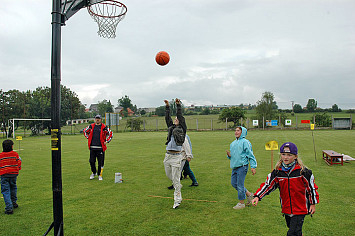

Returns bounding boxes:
[118,95,134,112]
[331,104,341,112]
[168,99,184,115]
[194,107,202,113]
[256,91,278,122]
[201,108,210,115]
[293,104,303,113]
[279,112,288,127]
[315,113,331,127]
[155,106,165,116]
[97,99,114,116]
[125,118,143,131]
[140,110,146,116]
[60,85,86,124]
[210,109,220,114]
[219,107,245,127]
[306,99,317,112]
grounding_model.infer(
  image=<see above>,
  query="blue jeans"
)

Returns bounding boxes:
[182,161,198,184]
[231,165,248,200]
[1,176,18,211]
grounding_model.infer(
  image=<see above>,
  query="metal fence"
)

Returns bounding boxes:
[6,114,352,137]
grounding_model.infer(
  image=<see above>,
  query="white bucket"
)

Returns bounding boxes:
[115,172,123,183]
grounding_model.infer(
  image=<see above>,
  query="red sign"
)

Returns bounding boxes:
[301,120,310,124]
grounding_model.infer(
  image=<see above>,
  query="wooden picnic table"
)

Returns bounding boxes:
[322,150,343,166]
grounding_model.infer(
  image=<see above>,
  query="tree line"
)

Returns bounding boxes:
[0,86,85,136]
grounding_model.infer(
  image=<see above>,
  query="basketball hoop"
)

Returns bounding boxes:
[87,0,127,39]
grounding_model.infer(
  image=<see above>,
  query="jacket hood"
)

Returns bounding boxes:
[237,126,247,140]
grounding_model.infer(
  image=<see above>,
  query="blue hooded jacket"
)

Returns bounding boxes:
[228,126,257,169]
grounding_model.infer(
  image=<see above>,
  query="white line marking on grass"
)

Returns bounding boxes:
[148,195,217,203]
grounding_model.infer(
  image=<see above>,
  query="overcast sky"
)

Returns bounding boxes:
[1,0,354,109]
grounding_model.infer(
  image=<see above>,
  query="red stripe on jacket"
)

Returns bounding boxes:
[84,123,113,152]
[0,151,22,176]
[254,164,319,215]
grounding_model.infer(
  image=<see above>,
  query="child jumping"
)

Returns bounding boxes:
[0,140,22,215]
[163,98,187,209]
[226,126,257,210]
[252,142,319,236]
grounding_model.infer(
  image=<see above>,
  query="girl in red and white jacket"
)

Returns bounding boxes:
[252,142,319,236]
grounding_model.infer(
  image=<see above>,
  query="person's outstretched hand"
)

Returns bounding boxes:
[251,197,259,206]
[226,150,231,157]
[164,100,169,106]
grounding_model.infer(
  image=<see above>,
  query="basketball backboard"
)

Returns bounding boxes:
[61,0,104,22]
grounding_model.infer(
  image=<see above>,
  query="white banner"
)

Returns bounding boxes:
[285,119,292,126]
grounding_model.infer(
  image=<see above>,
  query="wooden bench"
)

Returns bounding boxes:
[322,150,343,166]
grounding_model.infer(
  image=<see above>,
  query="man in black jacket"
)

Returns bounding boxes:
[163,98,187,209]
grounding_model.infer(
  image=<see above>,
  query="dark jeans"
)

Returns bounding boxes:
[182,161,197,183]
[285,214,305,236]
[1,176,17,211]
[90,149,105,176]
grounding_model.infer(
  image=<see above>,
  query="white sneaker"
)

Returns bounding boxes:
[233,203,245,210]
[90,173,95,180]
[246,193,254,206]
[173,201,181,209]
[98,176,103,181]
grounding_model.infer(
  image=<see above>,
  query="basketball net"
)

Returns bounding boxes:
[87,0,127,39]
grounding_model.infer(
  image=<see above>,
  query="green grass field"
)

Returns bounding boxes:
[1,129,354,235]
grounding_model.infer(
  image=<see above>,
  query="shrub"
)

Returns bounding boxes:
[315,113,331,127]
[126,118,143,131]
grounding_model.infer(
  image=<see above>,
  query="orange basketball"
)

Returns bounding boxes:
[155,51,170,66]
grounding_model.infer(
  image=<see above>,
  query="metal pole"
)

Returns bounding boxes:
[50,0,64,235]
[271,150,274,171]
[196,119,198,131]
[116,114,118,132]
[350,114,352,130]
[312,130,316,162]
[13,118,15,139]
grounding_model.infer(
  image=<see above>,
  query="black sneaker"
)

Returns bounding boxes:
[5,210,13,215]
[13,203,18,208]
[167,185,174,190]
[189,182,199,187]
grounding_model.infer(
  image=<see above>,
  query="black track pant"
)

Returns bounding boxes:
[285,214,305,236]
[89,149,105,175]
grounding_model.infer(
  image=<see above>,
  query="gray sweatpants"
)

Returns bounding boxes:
[163,153,183,203]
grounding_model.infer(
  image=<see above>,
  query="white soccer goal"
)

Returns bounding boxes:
[7,118,51,139]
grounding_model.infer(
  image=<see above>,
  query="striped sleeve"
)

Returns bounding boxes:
[303,169,319,205]
[254,170,279,200]
[105,127,113,143]
[83,125,91,139]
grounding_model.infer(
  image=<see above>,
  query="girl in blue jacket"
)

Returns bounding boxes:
[226,126,257,210]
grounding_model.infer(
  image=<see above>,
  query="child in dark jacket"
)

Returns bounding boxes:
[0,139,22,215]
[252,142,319,236]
